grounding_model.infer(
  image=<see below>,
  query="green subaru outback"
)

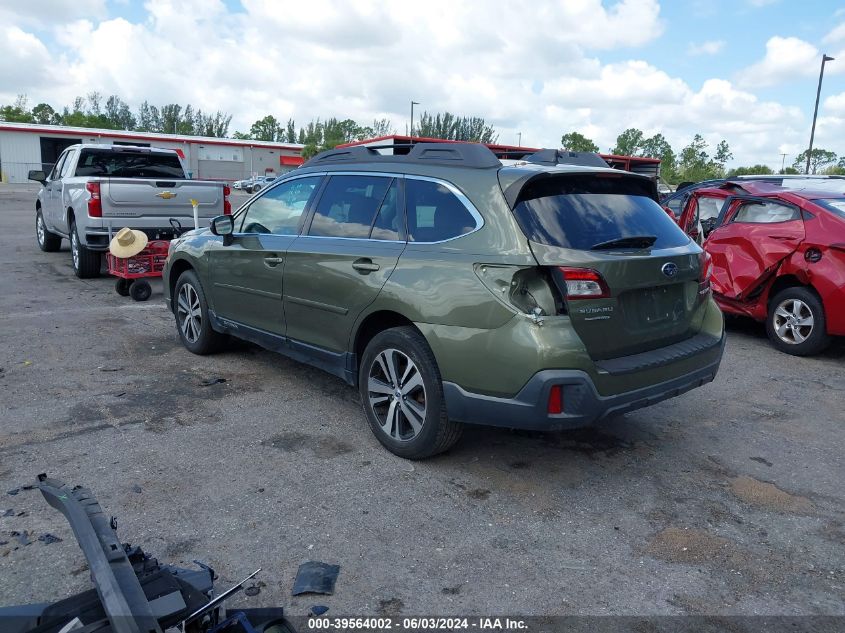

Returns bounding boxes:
[163,143,724,459]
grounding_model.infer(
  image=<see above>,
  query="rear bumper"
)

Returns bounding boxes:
[442,333,725,431]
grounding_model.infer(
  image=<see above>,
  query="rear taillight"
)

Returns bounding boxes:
[558,267,610,299]
[86,182,102,217]
[547,385,564,415]
[223,185,232,215]
[699,251,712,294]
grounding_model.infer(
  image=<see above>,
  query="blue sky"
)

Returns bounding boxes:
[1,0,844,168]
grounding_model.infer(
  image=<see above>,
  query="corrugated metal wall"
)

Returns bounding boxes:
[0,132,42,183]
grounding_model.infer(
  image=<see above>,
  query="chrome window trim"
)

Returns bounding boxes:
[403,174,485,244]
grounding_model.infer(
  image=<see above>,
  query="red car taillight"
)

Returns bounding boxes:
[558,267,611,299]
[86,182,102,217]
[223,185,232,215]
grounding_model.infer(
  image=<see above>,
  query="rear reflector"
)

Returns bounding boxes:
[559,267,610,299]
[699,251,712,294]
[223,184,232,215]
[86,182,102,218]
[547,385,563,415]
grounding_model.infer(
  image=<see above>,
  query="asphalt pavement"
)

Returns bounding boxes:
[0,183,843,617]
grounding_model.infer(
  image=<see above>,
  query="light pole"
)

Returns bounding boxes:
[517,132,522,147]
[780,153,787,173]
[805,54,835,174]
[410,101,419,137]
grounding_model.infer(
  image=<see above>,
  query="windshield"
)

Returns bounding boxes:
[512,175,690,250]
[75,149,186,179]
[814,198,845,220]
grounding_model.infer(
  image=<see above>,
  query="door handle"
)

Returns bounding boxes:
[263,256,284,267]
[352,258,380,274]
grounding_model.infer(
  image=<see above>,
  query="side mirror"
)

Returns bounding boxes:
[28,170,47,184]
[210,215,234,246]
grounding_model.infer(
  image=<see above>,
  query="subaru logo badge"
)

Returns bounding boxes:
[661,262,679,278]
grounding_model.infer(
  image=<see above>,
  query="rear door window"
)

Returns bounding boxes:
[308,175,393,239]
[731,200,800,224]
[239,176,322,234]
[512,175,689,250]
[406,178,478,242]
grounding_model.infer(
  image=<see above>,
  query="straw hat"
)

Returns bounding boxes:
[109,227,148,258]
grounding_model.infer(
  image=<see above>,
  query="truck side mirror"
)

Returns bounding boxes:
[28,170,47,184]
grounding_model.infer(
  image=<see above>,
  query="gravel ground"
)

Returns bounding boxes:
[0,183,843,617]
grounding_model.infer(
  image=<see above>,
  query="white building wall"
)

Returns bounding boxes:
[0,131,43,183]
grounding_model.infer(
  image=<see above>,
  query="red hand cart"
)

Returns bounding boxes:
[106,240,170,302]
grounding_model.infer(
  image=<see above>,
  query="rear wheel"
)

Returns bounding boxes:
[36,209,62,252]
[115,278,131,296]
[174,269,226,354]
[253,184,261,193]
[70,220,101,278]
[129,280,152,302]
[359,326,462,459]
[766,287,830,356]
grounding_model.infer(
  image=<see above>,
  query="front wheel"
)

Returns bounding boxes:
[766,287,830,356]
[174,269,226,354]
[36,209,62,252]
[70,220,101,278]
[359,326,462,459]
[252,184,261,193]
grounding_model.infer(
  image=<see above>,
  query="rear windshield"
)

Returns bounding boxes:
[74,149,185,179]
[512,174,690,250]
[814,198,845,220]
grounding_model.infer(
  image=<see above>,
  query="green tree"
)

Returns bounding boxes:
[104,95,136,130]
[416,111,498,143]
[31,102,58,125]
[612,128,644,156]
[793,148,838,174]
[0,95,35,122]
[678,134,712,182]
[284,118,297,143]
[250,115,281,141]
[726,164,774,177]
[560,131,599,152]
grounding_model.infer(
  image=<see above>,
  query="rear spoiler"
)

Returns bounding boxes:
[499,169,660,209]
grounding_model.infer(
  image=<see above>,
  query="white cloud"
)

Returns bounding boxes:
[748,0,779,6]
[823,22,845,45]
[736,36,821,87]
[687,40,726,56]
[0,0,833,168]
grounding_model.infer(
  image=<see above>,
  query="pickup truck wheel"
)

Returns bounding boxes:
[174,270,226,354]
[359,326,462,459]
[70,221,101,278]
[252,184,261,193]
[36,209,62,252]
[766,287,830,356]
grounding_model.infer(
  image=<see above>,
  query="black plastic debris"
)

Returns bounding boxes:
[132,485,142,494]
[200,377,226,386]
[244,585,261,597]
[0,540,7,546]
[98,365,123,372]
[310,605,329,616]
[292,561,340,596]
[11,530,31,546]
[7,489,19,496]
[16,511,28,517]
[2,509,13,517]
[38,533,62,545]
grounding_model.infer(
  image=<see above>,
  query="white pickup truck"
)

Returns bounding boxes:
[28,144,231,278]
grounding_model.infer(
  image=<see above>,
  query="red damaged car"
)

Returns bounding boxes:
[677,180,845,355]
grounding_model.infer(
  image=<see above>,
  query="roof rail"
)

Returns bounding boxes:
[302,142,501,169]
[522,149,609,168]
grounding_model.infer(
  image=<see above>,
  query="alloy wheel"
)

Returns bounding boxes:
[70,230,79,270]
[773,298,814,345]
[36,214,45,246]
[177,283,202,343]
[367,348,427,441]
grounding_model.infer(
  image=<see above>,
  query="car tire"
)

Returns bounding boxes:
[36,209,62,252]
[115,278,131,296]
[766,286,830,356]
[359,326,462,459]
[253,184,261,193]
[174,269,226,354]
[129,280,152,302]
[70,220,101,278]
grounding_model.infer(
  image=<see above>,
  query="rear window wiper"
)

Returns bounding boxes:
[590,235,657,250]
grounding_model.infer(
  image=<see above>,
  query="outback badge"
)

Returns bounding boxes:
[661,262,679,278]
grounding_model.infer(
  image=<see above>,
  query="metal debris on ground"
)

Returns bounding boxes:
[292,561,341,596]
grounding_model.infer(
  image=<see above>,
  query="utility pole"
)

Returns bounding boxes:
[517,132,522,147]
[805,54,835,174]
[780,153,787,173]
[410,101,419,137]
